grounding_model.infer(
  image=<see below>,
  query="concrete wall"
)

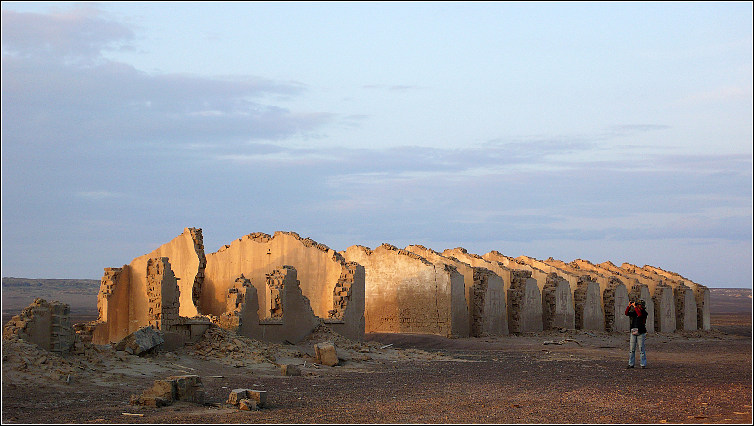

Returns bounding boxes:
[134,228,205,317]
[203,231,365,340]
[472,268,508,336]
[405,245,472,337]
[540,272,576,330]
[3,298,74,353]
[237,266,320,344]
[567,260,630,332]
[484,251,574,330]
[573,277,604,331]
[444,248,535,334]
[343,244,465,337]
[636,264,710,331]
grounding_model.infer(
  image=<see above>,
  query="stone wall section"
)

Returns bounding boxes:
[507,270,543,333]
[541,272,576,330]
[573,276,604,331]
[343,244,464,337]
[471,268,508,336]
[146,257,180,331]
[602,276,630,332]
[639,264,710,330]
[3,298,74,353]
[405,245,473,337]
[673,283,698,331]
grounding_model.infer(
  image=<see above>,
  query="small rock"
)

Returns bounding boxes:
[280,364,301,376]
[314,342,339,366]
[238,398,258,411]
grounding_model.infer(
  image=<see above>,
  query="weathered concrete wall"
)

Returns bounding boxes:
[145,257,181,331]
[237,266,320,344]
[638,264,711,331]
[673,284,698,331]
[567,260,630,332]
[573,276,604,331]
[602,276,630,332]
[343,244,465,337]
[3,298,74,353]
[484,251,574,330]
[442,248,523,334]
[134,228,205,317]
[203,231,364,340]
[472,268,508,336]
[405,245,472,337]
[540,272,576,330]
[507,270,543,333]
[652,284,676,333]
[597,262,672,333]
[516,256,605,332]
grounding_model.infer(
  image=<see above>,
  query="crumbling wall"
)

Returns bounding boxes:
[471,268,508,336]
[342,244,465,337]
[568,260,630,333]
[507,270,543,333]
[639,264,710,331]
[135,227,205,317]
[203,232,363,340]
[652,283,676,333]
[94,266,131,344]
[146,257,180,331]
[601,276,630,332]
[3,298,74,353]
[540,273,576,330]
[405,245,472,337]
[485,251,573,331]
[573,276,604,331]
[241,266,320,344]
[673,283,698,331]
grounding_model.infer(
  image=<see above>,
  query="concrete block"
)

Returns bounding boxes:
[314,342,339,366]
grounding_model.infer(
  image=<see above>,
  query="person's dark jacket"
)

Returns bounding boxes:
[625,304,648,334]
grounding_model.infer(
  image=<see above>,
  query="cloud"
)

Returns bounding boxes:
[1,8,333,149]
[1,8,134,62]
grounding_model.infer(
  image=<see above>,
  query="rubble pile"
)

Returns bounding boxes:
[2,335,86,383]
[190,326,289,367]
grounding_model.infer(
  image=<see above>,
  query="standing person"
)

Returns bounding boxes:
[625,299,648,369]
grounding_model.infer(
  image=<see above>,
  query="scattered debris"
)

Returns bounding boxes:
[227,388,267,411]
[131,375,204,407]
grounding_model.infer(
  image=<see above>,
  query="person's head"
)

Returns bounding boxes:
[637,300,645,307]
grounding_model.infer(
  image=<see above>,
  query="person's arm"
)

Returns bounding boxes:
[635,305,643,317]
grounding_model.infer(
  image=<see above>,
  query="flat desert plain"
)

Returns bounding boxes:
[1,281,751,424]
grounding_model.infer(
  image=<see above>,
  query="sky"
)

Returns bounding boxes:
[1,2,752,288]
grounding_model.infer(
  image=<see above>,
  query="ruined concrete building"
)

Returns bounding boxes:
[92,228,364,345]
[90,227,711,346]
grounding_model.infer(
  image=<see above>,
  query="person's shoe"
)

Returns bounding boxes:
[641,365,646,369]
[626,365,634,369]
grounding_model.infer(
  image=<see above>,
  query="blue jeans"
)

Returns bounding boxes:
[629,332,647,367]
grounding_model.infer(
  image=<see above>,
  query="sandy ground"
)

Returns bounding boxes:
[1,312,751,424]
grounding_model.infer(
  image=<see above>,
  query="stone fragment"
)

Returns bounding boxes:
[280,364,301,376]
[227,389,250,405]
[314,342,339,366]
[238,399,258,411]
[169,375,204,404]
[248,390,267,407]
[115,326,165,355]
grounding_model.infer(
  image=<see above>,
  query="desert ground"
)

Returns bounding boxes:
[1,284,751,424]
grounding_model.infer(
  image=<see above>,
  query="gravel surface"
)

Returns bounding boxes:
[2,316,751,424]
